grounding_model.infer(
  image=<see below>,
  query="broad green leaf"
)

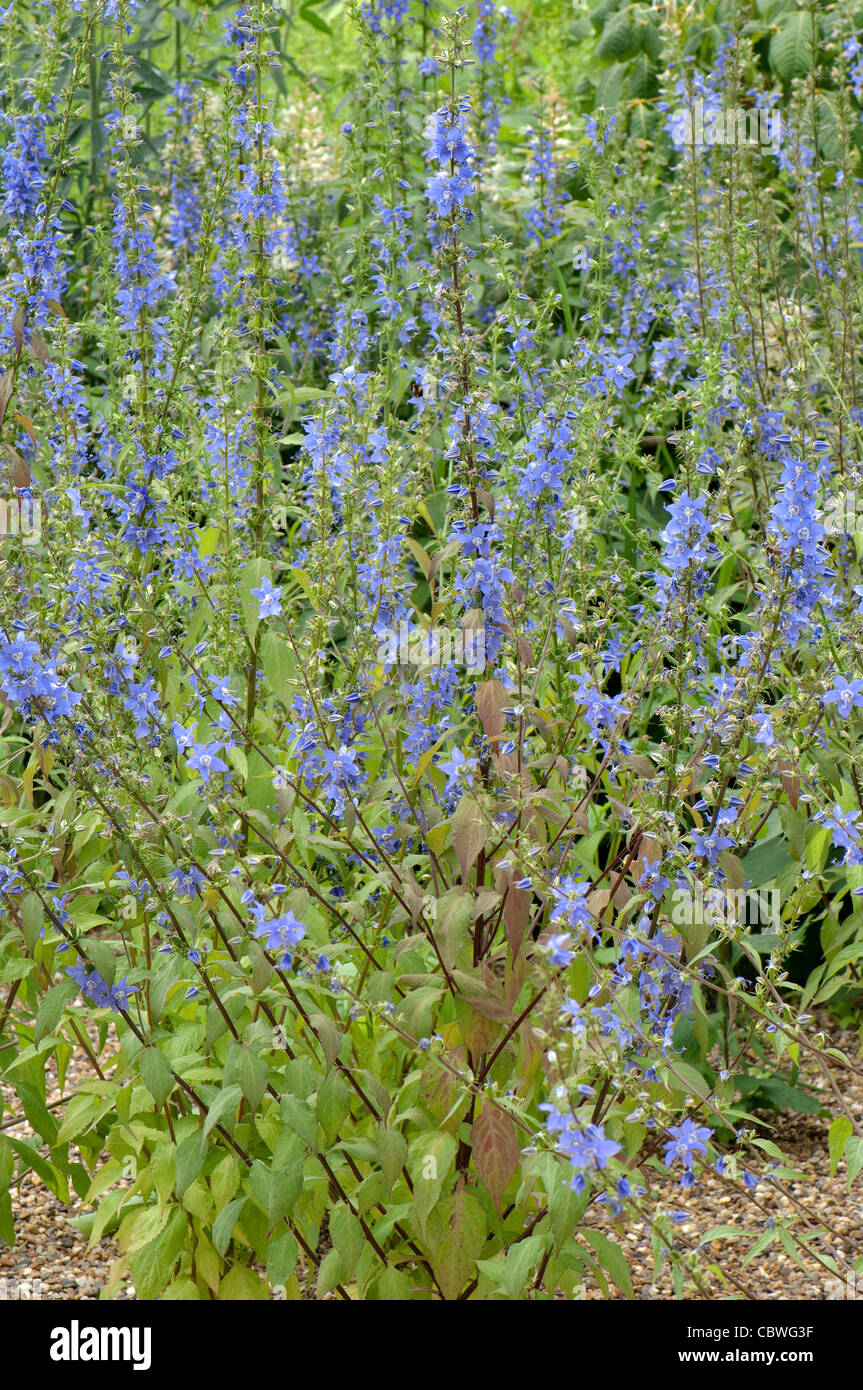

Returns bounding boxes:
[377,1125,407,1196]
[212,1196,246,1257]
[582,1229,633,1299]
[34,979,78,1045]
[330,1204,364,1279]
[138,1047,174,1107]
[203,1084,243,1140]
[408,1132,456,1239]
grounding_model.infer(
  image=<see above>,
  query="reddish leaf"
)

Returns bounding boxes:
[12,305,25,355]
[780,765,800,810]
[457,999,500,1055]
[505,882,531,959]
[432,1184,487,1300]
[475,679,508,740]
[471,1104,520,1213]
[5,445,30,490]
[0,369,13,430]
[28,331,50,366]
[14,414,38,451]
[451,794,488,882]
[419,1056,456,1123]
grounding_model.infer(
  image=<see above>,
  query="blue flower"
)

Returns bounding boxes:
[426,171,474,217]
[437,746,479,794]
[253,910,307,967]
[542,932,575,967]
[66,965,138,1013]
[637,857,670,900]
[663,1118,712,1175]
[186,741,229,785]
[250,576,283,620]
[691,829,735,865]
[824,676,863,718]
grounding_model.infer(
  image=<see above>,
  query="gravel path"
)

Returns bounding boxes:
[2,1020,861,1301]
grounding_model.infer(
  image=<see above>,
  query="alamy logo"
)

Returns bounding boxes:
[671,100,781,153]
[0,496,40,544]
[671,886,780,932]
[49,1321,152,1372]
[377,622,486,672]
[825,1272,862,1300]
[0,1277,41,1299]
[822,489,863,536]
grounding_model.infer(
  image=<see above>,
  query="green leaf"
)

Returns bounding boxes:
[238,1048,268,1112]
[203,1084,243,1140]
[408,1132,457,1239]
[267,1229,299,1288]
[435,890,472,971]
[717,849,745,891]
[219,1265,267,1299]
[829,1117,853,1178]
[163,1276,203,1300]
[699,1225,749,1244]
[0,1190,14,1247]
[14,1081,59,1145]
[127,1203,170,1253]
[212,1196,246,1257]
[737,1074,823,1116]
[743,835,793,886]
[502,1231,550,1298]
[769,11,815,80]
[84,938,116,986]
[261,632,296,700]
[845,1137,863,1187]
[175,1132,205,1199]
[88,1188,128,1245]
[0,1141,13,1191]
[665,1060,712,1101]
[299,4,332,34]
[268,1160,304,1226]
[34,979,77,1045]
[549,1173,588,1253]
[138,1047,174,1107]
[20,892,44,950]
[372,1266,415,1300]
[377,1124,407,1196]
[151,1142,176,1207]
[582,1229,633,1299]
[316,1070,350,1145]
[595,11,638,61]
[451,795,489,881]
[316,1247,345,1297]
[128,1208,187,1299]
[308,1011,342,1071]
[280,1094,317,1150]
[55,1090,114,1144]
[330,1204,364,1279]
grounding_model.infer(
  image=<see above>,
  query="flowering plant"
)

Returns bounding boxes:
[0,0,862,1301]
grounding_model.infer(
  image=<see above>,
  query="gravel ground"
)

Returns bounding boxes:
[579,1021,863,1300]
[0,1029,135,1302]
[2,1018,861,1301]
